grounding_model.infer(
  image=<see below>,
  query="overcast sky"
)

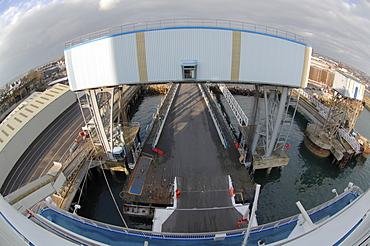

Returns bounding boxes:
[0,0,369,87]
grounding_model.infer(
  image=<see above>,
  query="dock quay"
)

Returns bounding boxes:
[212,84,294,174]
[252,147,290,173]
[292,89,327,125]
[6,20,370,245]
[122,83,255,220]
[293,87,369,167]
[57,143,95,210]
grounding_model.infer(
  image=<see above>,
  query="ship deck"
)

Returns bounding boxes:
[35,186,367,245]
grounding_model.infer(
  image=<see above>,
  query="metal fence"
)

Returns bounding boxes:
[338,128,362,154]
[36,202,245,241]
[218,84,249,127]
[295,88,329,118]
[65,18,309,48]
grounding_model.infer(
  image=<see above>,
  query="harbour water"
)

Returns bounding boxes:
[232,94,370,224]
[78,92,370,227]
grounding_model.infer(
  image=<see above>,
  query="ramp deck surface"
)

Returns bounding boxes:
[122,83,254,206]
[161,175,248,232]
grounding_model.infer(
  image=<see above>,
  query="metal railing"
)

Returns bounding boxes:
[206,84,238,144]
[295,88,329,118]
[198,84,228,148]
[141,89,168,145]
[65,18,309,48]
[35,203,245,241]
[338,128,362,154]
[34,184,363,243]
[218,84,249,127]
[151,84,179,149]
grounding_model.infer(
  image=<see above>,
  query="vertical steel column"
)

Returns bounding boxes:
[242,184,261,246]
[251,86,267,154]
[265,87,288,157]
[75,91,89,127]
[109,88,114,156]
[264,87,270,146]
[87,88,114,160]
[251,123,261,154]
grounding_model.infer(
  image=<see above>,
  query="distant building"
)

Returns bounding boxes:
[7,81,20,90]
[308,58,365,101]
[309,66,334,87]
[43,66,59,77]
[332,70,365,101]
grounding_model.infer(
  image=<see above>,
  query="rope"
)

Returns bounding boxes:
[76,92,129,228]
[99,162,128,228]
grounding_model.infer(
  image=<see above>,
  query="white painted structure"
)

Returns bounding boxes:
[0,195,76,246]
[65,26,311,91]
[333,70,365,100]
[64,21,311,161]
[0,84,75,188]
[4,170,66,214]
